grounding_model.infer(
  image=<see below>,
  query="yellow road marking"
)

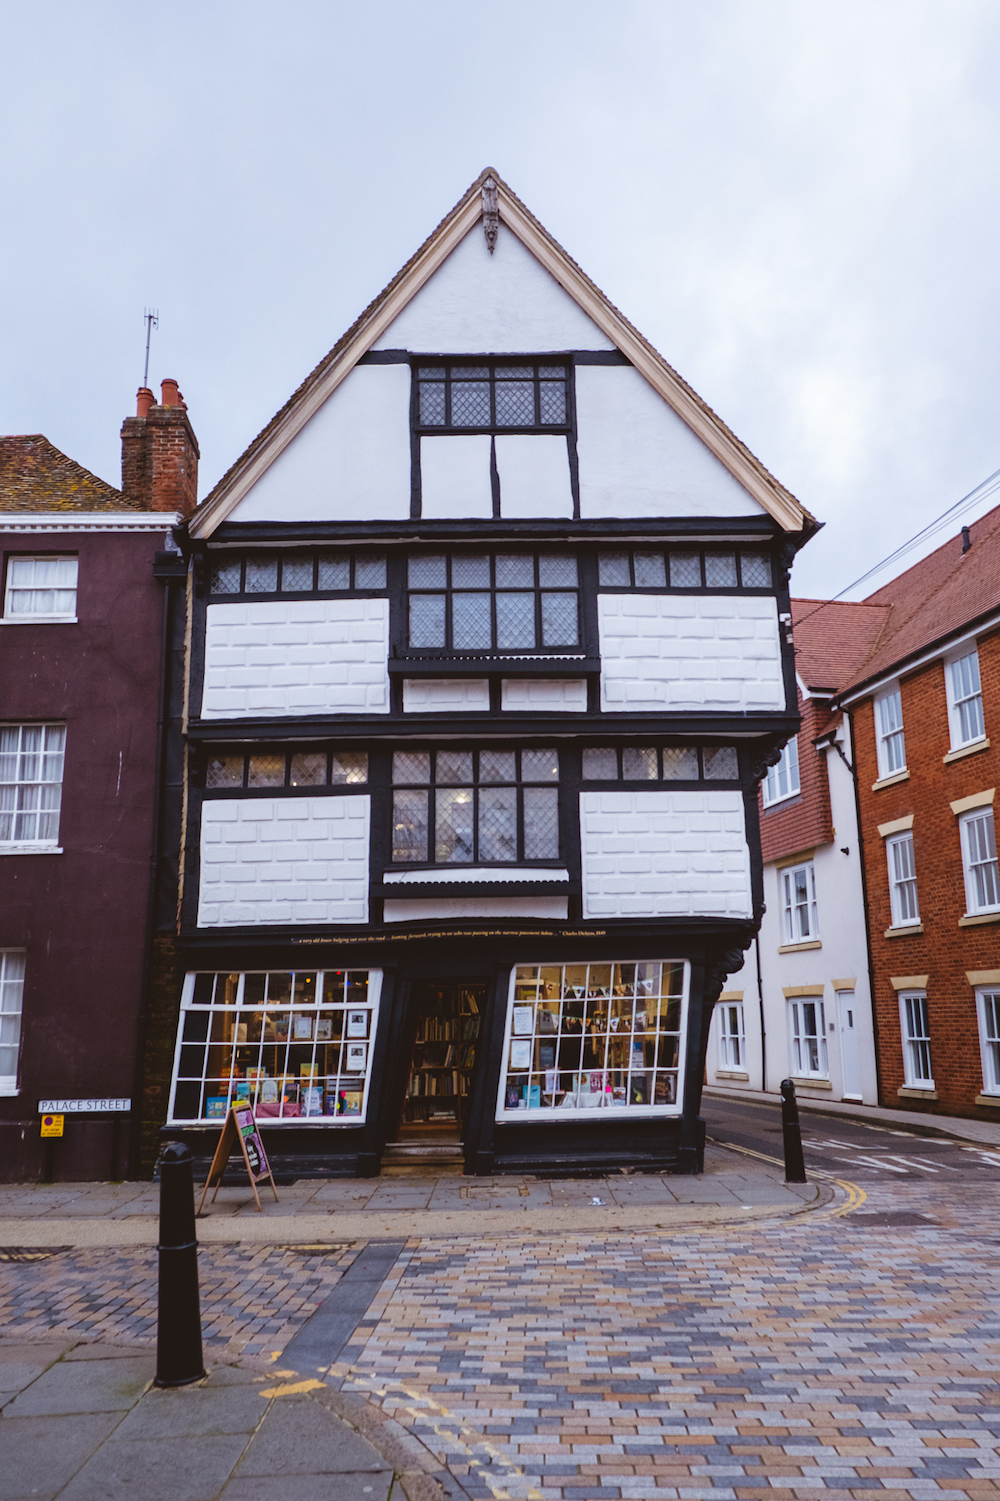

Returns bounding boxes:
[259,1378,327,1397]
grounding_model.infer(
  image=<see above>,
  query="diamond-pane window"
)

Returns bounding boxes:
[247,755,285,788]
[436,788,475,861]
[206,755,245,789]
[495,381,535,425]
[393,789,428,861]
[662,747,699,779]
[704,551,738,588]
[409,555,447,588]
[452,594,492,650]
[419,383,446,425]
[521,749,559,782]
[451,555,490,587]
[582,748,618,779]
[393,752,430,784]
[282,557,314,591]
[495,554,534,587]
[523,787,559,859]
[245,556,278,593]
[290,753,327,786]
[538,382,566,424]
[211,559,241,594]
[669,552,701,588]
[480,750,516,783]
[355,553,386,589]
[598,552,631,586]
[317,554,351,590]
[541,592,578,646]
[703,746,739,779]
[451,383,491,426]
[406,551,581,654]
[415,361,569,431]
[538,554,577,586]
[496,593,535,649]
[436,751,473,784]
[740,550,771,588]
[409,595,446,647]
[623,747,657,780]
[479,786,517,861]
[633,552,667,587]
[390,747,560,865]
[330,753,368,785]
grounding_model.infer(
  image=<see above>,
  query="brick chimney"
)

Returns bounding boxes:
[121,379,200,516]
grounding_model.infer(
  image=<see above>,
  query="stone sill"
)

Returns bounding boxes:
[0,846,64,857]
[898,1085,938,1100]
[715,1070,750,1081]
[0,617,77,626]
[790,1076,832,1091]
[777,939,822,953]
[872,769,910,792]
[975,1094,1000,1108]
[959,911,1000,927]
[944,737,990,764]
[884,924,924,939]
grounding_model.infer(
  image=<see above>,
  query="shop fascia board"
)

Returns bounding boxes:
[188,171,809,540]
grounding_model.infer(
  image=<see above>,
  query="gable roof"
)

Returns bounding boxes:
[0,434,140,513]
[791,598,890,696]
[189,168,815,540]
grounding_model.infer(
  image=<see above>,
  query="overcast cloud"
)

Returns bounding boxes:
[2,0,999,597]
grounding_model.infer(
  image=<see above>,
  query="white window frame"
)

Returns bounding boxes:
[874,686,906,777]
[899,991,933,1088]
[718,1001,745,1070]
[976,989,1000,1097]
[2,555,78,621]
[886,831,920,927]
[789,997,828,1079]
[495,960,688,1120]
[946,648,986,750]
[781,861,819,943]
[763,737,800,807]
[0,949,26,1094]
[0,723,66,849]
[167,968,383,1125]
[960,808,1000,916]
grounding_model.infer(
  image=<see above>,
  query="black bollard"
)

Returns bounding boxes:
[154,1142,206,1387]
[779,1078,807,1183]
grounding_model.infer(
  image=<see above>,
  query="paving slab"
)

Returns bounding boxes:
[0,1412,125,1500]
[221,1475,393,1501]
[112,1381,266,1439]
[2,1356,153,1416]
[58,1432,251,1501]
[235,1397,390,1475]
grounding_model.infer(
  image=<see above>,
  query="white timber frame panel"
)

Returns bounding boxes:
[580,790,752,919]
[198,796,371,927]
[494,434,573,519]
[598,594,783,712]
[403,679,490,712]
[501,679,588,712]
[201,598,390,718]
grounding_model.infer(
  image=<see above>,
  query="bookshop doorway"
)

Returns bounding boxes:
[395,981,484,1144]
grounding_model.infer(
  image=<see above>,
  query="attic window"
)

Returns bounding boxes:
[415,361,569,432]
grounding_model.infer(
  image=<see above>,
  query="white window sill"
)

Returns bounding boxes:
[885,923,924,938]
[763,790,801,810]
[944,737,990,765]
[0,616,77,625]
[777,939,822,953]
[959,910,1000,927]
[715,1069,749,1081]
[0,845,63,857]
[975,1093,1000,1107]
[789,1076,832,1090]
[898,1084,937,1099]
[0,1085,19,1097]
[872,768,910,791]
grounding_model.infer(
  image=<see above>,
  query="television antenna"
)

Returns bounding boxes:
[143,308,159,388]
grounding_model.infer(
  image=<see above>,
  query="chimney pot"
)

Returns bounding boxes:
[161,378,180,408]
[962,525,972,554]
[136,386,155,418]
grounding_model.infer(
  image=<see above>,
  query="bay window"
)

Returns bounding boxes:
[391,747,559,865]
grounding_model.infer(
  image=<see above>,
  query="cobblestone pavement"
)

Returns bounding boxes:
[4,1174,1000,1498]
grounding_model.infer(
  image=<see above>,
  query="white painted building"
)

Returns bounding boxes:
[152,170,818,1177]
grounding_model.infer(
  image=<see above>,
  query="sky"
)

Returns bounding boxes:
[2,0,999,598]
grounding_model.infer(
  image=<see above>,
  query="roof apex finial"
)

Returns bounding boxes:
[482,175,498,255]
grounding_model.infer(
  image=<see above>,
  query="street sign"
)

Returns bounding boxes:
[37,1098,131,1114]
[40,1114,64,1137]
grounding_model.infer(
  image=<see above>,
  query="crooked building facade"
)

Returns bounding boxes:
[147,172,816,1178]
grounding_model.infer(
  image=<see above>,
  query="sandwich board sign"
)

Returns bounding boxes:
[198,1103,278,1213]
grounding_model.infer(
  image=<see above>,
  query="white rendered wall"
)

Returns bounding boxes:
[420,435,493,519]
[598,595,783,712]
[403,679,490,712]
[580,790,751,919]
[373,224,616,354]
[227,366,411,523]
[201,599,390,718]
[494,435,573,519]
[501,679,587,711]
[575,366,763,520]
[383,896,568,923]
[706,716,878,1105]
[198,796,370,927]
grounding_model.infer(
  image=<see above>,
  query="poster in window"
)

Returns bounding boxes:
[316,1015,332,1041]
[346,1009,369,1038]
[509,1039,531,1071]
[512,1005,534,1036]
[293,1014,313,1040]
[337,1088,362,1116]
[345,1042,367,1072]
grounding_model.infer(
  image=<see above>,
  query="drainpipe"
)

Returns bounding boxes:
[841,709,884,1106]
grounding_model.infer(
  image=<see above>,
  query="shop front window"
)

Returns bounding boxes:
[168,969,381,1124]
[495,960,687,1118]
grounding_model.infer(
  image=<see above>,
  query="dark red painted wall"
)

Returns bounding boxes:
[0,526,169,1180]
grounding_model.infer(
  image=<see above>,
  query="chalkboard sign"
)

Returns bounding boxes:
[198,1104,279,1213]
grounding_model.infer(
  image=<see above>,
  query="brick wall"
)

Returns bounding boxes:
[579,789,751,919]
[760,693,835,864]
[198,796,370,926]
[854,622,1000,1118]
[201,598,390,717]
[597,594,784,711]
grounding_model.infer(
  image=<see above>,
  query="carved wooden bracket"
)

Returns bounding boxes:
[482,176,499,254]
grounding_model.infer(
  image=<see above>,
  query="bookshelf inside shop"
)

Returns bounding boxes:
[403,987,482,1130]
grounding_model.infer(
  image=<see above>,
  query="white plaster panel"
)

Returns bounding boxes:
[575,365,762,519]
[383,896,568,923]
[420,435,493,519]
[202,598,390,718]
[494,435,573,519]
[597,594,783,712]
[198,795,370,927]
[373,224,615,353]
[580,790,751,920]
[228,365,411,523]
[501,678,587,712]
[403,678,490,712]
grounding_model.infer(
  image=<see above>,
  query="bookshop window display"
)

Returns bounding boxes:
[496,961,688,1119]
[168,969,382,1125]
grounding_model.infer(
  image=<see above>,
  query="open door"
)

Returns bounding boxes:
[390,981,485,1150]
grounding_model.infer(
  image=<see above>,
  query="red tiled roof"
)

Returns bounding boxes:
[790,598,889,695]
[0,434,139,513]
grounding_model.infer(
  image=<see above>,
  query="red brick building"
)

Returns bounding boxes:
[837,508,1000,1121]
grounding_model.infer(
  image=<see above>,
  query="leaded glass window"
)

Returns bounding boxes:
[391,748,559,865]
[406,552,580,653]
[415,361,569,431]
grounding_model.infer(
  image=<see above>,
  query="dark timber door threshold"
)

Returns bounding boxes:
[382,1140,465,1174]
